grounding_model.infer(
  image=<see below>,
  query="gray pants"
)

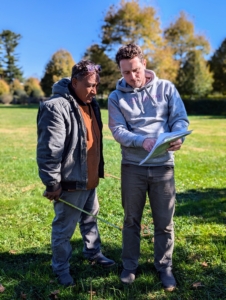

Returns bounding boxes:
[51,189,101,276]
[121,164,175,271]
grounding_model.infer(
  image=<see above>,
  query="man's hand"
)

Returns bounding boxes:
[143,138,157,152]
[168,138,182,151]
[43,187,62,201]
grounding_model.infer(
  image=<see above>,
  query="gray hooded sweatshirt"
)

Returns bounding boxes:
[108,70,189,166]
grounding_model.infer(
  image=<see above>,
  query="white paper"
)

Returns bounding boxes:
[139,130,192,165]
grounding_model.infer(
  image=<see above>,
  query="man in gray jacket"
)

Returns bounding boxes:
[108,44,189,291]
[37,60,115,287]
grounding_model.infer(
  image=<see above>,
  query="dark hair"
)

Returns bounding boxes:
[115,44,144,66]
[71,60,101,81]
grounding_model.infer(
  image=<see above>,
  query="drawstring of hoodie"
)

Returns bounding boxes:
[144,86,157,107]
[134,86,157,114]
[134,88,145,114]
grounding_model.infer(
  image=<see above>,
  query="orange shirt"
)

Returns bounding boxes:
[78,104,100,189]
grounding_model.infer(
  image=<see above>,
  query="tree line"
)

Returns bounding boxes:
[0,0,226,104]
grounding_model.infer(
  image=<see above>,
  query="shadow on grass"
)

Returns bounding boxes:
[175,188,226,224]
[0,236,226,298]
[0,239,123,299]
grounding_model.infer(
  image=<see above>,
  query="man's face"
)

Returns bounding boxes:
[119,56,146,88]
[72,73,99,103]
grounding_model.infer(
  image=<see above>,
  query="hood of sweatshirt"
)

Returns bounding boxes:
[52,77,72,100]
[115,69,158,113]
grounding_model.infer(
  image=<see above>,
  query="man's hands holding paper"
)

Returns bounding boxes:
[142,138,157,152]
[167,138,182,151]
[143,138,182,152]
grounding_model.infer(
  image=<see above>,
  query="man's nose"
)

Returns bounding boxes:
[91,86,97,94]
[130,72,136,80]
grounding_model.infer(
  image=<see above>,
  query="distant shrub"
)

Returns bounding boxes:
[97,98,108,109]
[0,79,10,96]
[183,98,226,115]
[13,89,28,104]
[31,88,44,99]
[0,93,13,104]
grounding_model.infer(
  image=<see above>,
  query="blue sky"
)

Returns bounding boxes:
[1,0,225,79]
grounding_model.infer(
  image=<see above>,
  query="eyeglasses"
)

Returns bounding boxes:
[86,64,102,72]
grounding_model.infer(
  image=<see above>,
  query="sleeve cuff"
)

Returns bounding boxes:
[46,182,61,192]
[136,136,146,147]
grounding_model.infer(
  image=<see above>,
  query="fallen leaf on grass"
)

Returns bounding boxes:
[201,261,208,267]
[105,173,120,180]
[21,184,36,193]
[0,284,5,293]
[192,282,204,289]
[9,249,17,254]
[48,290,60,299]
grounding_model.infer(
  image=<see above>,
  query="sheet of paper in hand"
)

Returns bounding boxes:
[139,130,193,165]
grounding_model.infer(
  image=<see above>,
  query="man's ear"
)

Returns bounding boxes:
[71,78,77,88]
[143,59,147,67]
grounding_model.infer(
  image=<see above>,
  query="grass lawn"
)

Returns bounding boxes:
[0,104,225,299]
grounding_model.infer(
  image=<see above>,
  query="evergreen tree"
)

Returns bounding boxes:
[83,44,121,95]
[177,50,213,98]
[0,30,23,83]
[209,38,226,94]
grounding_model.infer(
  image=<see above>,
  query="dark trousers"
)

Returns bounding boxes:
[121,164,175,271]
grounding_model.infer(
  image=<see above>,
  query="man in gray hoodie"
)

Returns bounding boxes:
[37,60,115,287]
[108,44,189,291]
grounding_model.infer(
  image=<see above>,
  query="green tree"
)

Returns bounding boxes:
[164,12,210,65]
[83,44,121,95]
[0,30,23,83]
[24,77,44,98]
[209,38,226,94]
[177,50,213,98]
[101,0,162,57]
[41,49,75,96]
[100,0,182,83]
[0,37,4,79]
[164,12,212,96]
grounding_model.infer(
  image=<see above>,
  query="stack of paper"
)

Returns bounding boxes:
[139,130,192,165]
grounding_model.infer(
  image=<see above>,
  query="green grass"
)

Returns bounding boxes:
[0,104,225,299]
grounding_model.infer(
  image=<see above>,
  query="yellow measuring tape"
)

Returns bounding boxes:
[58,198,122,231]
